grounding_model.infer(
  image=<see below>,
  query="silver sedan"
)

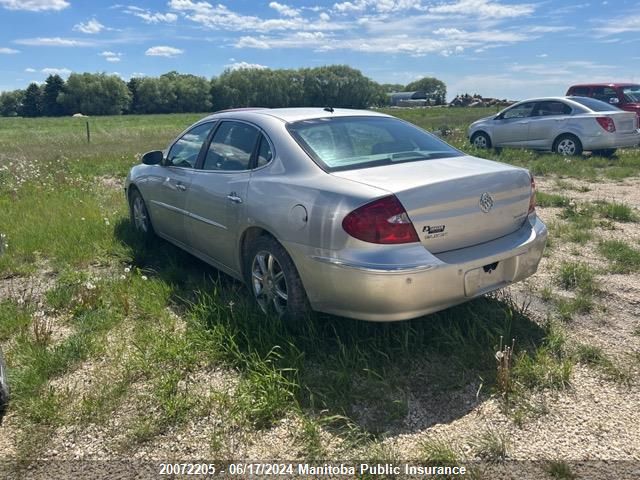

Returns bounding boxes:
[125,108,547,322]
[468,96,640,157]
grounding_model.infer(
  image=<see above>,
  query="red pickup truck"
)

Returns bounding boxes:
[566,83,640,118]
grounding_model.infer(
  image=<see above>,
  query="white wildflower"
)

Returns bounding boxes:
[124,267,131,273]
[141,275,148,281]
[85,281,96,290]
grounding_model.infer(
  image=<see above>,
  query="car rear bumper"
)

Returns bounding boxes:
[285,216,547,321]
[582,129,640,150]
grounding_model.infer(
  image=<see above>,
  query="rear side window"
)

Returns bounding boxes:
[287,116,461,172]
[256,135,273,168]
[569,96,621,112]
[203,121,260,171]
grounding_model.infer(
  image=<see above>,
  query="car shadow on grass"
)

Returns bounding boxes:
[114,219,547,437]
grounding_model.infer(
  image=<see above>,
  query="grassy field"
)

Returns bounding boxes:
[1,108,639,478]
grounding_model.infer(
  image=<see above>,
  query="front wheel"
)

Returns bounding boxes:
[592,148,617,158]
[246,236,311,321]
[471,132,491,149]
[553,134,583,156]
[129,188,155,238]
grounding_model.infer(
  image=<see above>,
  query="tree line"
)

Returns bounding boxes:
[0,65,447,117]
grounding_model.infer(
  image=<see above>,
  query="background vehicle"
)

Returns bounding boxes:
[0,348,8,423]
[567,83,640,118]
[468,96,640,157]
[126,108,546,322]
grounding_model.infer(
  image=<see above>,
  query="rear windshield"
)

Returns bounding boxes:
[623,86,640,103]
[287,116,462,172]
[569,96,621,112]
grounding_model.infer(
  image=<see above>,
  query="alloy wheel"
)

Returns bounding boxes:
[132,195,149,233]
[251,250,288,316]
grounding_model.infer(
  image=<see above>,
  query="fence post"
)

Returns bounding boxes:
[86,121,90,143]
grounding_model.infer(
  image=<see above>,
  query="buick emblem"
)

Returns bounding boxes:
[479,192,494,213]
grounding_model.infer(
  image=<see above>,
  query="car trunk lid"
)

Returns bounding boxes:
[608,111,639,132]
[332,156,532,253]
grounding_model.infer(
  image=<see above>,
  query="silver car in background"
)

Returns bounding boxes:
[126,108,547,322]
[469,96,640,157]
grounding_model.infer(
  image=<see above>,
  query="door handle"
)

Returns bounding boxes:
[227,193,243,204]
[176,183,187,191]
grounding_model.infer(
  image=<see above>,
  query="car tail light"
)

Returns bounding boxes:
[595,116,616,132]
[342,195,419,244]
[528,174,536,214]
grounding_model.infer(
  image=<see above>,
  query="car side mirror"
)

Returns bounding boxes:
[141,150,164,165]
[609,98,620,104]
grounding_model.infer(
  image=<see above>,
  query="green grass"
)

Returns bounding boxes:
[555,262,598,294]
[593,200,638,222]
[598,240,640,273]
[536,192,571,208]
[545,460,576,479]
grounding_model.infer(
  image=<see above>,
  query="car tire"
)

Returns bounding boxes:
[553,134,583,156]
[592,148,617,158]
[471,132,491,149]
[0,349,8,423]
[246,236,311,322]
[129,188,155,238]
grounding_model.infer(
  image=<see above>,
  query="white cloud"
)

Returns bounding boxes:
[24,67,36,72]
[269,2,299,17]
[225,61,269,71]
[319,12,330,21]
[73,18,105,34]
[123,6,178,23]
[145,45,184,57]
[594,15,640,35]
[0,47,19,54]
[333,0,424,13]
[100,50,122,62]
[14,37,92,47]
[169,0,343,32]
[429,0,535,18]
[41,67,71,76]
[0,0,69,11]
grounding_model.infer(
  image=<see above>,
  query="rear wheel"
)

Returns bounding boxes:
[553,134,583,156]
[592,148,617,158]
[471,131,491,149]
[129,188,155,238]
[246,236,311,322]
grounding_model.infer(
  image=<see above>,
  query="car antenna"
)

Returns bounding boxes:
[323,106,334,113]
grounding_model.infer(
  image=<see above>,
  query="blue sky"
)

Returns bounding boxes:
[1,0,639,100]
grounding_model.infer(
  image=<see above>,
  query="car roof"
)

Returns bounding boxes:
[201,107,392,123]
[568,83,640,88]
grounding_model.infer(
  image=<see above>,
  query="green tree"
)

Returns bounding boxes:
[126,77,142,114]
[42,74,66,116]
[404,77,447,105]
[302,65,382,108]
[20,83,43,117]
[0,90,24,117]
[58,73,131,115]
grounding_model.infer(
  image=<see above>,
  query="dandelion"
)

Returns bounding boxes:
[120,274,126,280]
[141,275,148,281]
[124,266,131,273]
[85,281,96,290]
